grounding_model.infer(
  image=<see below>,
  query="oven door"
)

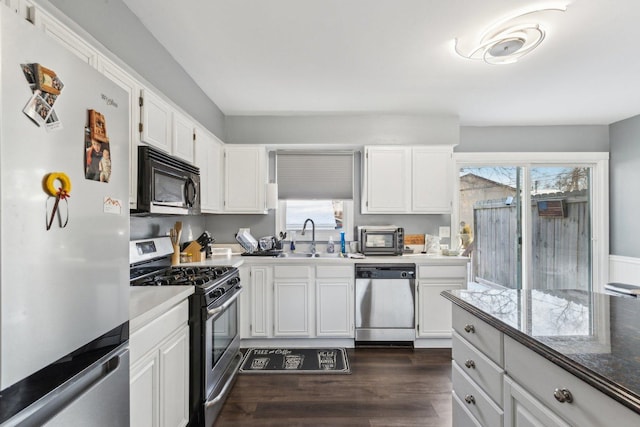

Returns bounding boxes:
[203,288,242,422]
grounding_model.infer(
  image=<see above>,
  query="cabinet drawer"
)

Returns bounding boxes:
[418,264,466,279]
[273,265,312,279]
[316,265,353,278]
[504,336,640,427]
[453,363,503,427]
[452,305,503,366]
[453,331,504,406]
[452,391,483,427]
[130,299,188,364]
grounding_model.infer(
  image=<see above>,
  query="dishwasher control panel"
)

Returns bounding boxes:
[355,264,415,280]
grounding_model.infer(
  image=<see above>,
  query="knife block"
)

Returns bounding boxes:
[183,241,205,262]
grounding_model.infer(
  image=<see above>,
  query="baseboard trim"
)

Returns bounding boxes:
[609,255,640,287]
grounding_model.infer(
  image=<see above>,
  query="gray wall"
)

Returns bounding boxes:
[458,125,609,152]
[609,115,640,258]
[226,114,459,146]
[45,0,226,140]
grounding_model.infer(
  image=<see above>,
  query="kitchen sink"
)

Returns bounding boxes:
[276,252,343,258]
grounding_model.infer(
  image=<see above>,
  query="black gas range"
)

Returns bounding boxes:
[130,237,243,427]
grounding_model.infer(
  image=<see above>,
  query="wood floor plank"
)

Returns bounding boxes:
[214,348,452,426]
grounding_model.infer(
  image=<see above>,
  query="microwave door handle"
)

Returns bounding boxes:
[184,178,196,207]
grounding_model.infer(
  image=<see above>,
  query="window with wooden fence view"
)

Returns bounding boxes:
[460,166,591,292]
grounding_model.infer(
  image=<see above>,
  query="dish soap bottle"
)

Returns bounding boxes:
[326,236,335,253]
[340,231,346,254]
[290,231,296,252]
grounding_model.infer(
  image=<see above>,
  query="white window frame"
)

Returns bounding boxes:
[275,200,355,244]
[453,152,609,292]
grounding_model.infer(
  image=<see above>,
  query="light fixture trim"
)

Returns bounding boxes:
[454,5,566,64]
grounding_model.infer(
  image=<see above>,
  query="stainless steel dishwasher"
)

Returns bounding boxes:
[355,264,416,345]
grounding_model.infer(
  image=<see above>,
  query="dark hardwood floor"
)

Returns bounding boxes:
[215,348,453,426]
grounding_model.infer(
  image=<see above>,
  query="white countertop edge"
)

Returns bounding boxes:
[129,286,194,333]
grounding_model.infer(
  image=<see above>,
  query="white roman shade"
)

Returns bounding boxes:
[276,151,354,199]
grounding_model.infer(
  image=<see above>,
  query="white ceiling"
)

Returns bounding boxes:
[122,0,640,125]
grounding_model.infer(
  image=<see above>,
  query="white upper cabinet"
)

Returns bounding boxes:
[224,145,267,213]
[140,88,172,153]
[362,146,412,213]
[362,145,453,214]
[412,146,453,213]
[96,56,142,208]
[172,111,195,163]
[194,126,223,213]
[31,6,98,67]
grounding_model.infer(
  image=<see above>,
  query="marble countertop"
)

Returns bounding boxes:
[180,253,469,267]
[130,286,194,333]
[442,288,640,415]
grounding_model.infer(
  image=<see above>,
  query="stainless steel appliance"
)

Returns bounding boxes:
[135,145,201,215]
[358,226,405,256]
[0,8,129,425]
[355,264,416,344]
[130,237,242,427]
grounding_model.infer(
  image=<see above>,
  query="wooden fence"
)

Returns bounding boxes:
[472,192,590,290]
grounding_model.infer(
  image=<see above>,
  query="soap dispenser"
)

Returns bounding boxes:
[327,236,335,253]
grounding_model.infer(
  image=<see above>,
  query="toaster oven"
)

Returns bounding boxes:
[358,226,404,256]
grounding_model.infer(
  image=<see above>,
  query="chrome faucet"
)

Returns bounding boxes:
[301,218,316,254]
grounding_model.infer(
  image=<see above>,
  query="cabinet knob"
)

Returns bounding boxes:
[464,394,476,405]
[464,324,475,333]
[464,359,476,369]
[553,388,573,403]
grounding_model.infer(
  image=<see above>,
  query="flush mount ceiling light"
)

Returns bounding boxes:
[454,6,567,65]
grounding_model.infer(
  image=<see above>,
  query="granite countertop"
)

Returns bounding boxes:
[442,288,640,415]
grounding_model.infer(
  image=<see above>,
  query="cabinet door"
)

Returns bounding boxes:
[417,281,463,338]
[504,376,570,427]
[97,56,141,208]
[159,325,189,427]
[249,266,271,337]
[362,146,411,213]
[316,279,353,337]
[140,88,172,153]
[172,111,194,163]
[32,7,98,67]
[224,145,266,213]
[130,351,160,427]
[194,126,223,213]
[412,147,452,213]
[274,281,310,337]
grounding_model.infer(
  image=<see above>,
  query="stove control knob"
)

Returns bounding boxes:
[229,277,240,286]
[213,289,225,298]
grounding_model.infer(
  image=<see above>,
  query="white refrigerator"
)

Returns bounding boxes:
[0,7,130,425]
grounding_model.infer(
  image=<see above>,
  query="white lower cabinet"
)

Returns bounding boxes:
[273,266,312,337]
[241,263,355,341]
[316,266,354,338]
[130,300,190,427]
[504,376,570,427]
[416,264,466,339]
[451,306,640,427]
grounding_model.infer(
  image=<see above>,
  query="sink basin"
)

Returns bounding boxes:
[276,252,343,258]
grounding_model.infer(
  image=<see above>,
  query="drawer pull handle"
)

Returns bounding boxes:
[553,388,573,403]
[464,324,475,333]
[464,394,476,405]
[464,359,476,369]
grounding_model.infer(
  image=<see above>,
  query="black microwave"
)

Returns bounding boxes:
[359,226,404,256]
[134,146,200,215]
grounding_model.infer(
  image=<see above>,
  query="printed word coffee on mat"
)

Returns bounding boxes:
[239,348,350,374]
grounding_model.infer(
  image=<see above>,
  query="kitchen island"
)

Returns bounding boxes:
[442,288,640,426]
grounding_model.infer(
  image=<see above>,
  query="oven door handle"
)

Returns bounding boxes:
[207,288,243,318]
[204,352,243,408]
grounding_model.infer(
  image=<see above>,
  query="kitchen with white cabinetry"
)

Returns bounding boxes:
[6,0,640,426]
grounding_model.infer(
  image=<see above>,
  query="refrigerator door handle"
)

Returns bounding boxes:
[9,345,130,427]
